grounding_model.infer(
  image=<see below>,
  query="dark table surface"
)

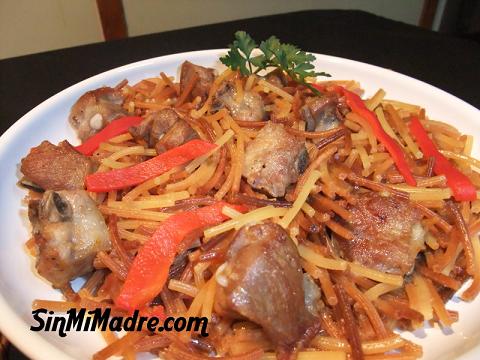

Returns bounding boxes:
[1,9,480,359]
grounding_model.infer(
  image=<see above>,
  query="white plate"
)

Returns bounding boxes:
[1,49,479,360]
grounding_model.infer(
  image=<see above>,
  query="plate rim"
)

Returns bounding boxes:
[1,48,479,360]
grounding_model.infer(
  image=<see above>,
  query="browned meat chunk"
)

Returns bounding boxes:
[69,87,127,141]
[180,61,215,105]
[339,192,426,275]
[129,108,178,145]
[215,223,316,349]
[28,190,111,287]
[155,120,198,154]
[243,122,308,197]
[212,81,265,121]
[21,140,94,191]
[301,94,343,132]
[129,108,198,154]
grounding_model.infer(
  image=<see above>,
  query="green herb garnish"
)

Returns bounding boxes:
[220,31,330,94]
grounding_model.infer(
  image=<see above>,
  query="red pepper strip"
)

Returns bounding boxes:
[312,83,416,186]
[85,139,216,192]
[75,116,143,156]
[115,201,246,311]
[409,116,476,201]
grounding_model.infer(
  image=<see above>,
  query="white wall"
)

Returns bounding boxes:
[123,0,424,37]
[0,0,103,59]
[0,0,424,59]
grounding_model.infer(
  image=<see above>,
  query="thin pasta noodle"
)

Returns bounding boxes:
[168,279,199,298]
[421,118,461,138]
[301,260,338,305]
[381,99,421,113]
[440,149,480,171]
[425,278,454,327]
[245,74,256,91]
[96,251,127,280]
[301,202,316,217]
[160,72,178,95]
[257,79,294,101]
[185,129,234,173]
[349,263,403,287]
[325,219,353,240]
[200,276,217,321]
[418,265,460,290]
[214,139,236,200]
[204,206,288,239]
[198,146,227,194]
[292,146,338,199]
[434,132,464,150]
[390,185,452,201]
[355,143,372,174]
[462,234,480,301]
[109,133,134,143]
[310,194,351,220]
[176,72,199,107]
[100,158,134,169]
[98,142,128,152]
[231,134,245,195]
[384,104,422,159]
[338,276,389,339]
[348,112,378,153]
[122,167,180,201]
[344,119,362,132]
[118,229,150,243]
[405,275,433,321]
[117,220,160,230]
[447,201,476,276]
[278,170,321,228]
[464,135,473,155]
[312,335,405,355]
[298,245,348,271]
[415,175,447,188]
[364,283,400,301]
[99,205,170,221]
[166,157,217,193]
[365,89,386,111]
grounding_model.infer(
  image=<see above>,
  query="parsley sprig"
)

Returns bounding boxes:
[220,31,330,94]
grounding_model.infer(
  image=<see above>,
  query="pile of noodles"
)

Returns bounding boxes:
[28,68,480,360]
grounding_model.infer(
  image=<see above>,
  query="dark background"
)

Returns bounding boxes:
[0,9,479,360]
